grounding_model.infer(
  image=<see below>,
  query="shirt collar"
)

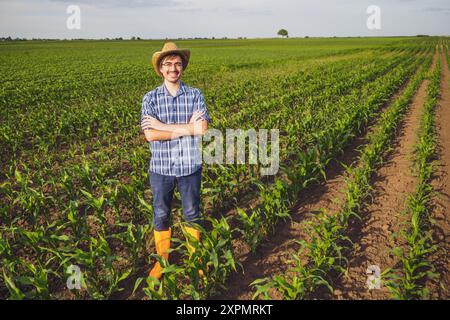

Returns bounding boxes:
[157,80,186,98]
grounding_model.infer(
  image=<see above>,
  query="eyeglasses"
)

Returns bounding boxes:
[161,62,183,68]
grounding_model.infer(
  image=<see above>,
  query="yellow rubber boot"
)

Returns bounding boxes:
[184,226,204,277]
[149,229,171,279]
[185,226,200,254]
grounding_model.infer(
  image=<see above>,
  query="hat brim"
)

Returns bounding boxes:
[152,49,191,77]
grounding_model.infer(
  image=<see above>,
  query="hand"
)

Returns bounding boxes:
[189,110,206,124]
[141,116,163,130]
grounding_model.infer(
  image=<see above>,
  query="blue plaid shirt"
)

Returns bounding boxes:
[141,81,211,177]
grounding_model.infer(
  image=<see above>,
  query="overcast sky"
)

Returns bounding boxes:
[0,0,449,39]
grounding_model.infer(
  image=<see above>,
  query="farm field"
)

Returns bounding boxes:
[0,37,449,300]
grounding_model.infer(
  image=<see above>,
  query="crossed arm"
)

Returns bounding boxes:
[141,110,208,142]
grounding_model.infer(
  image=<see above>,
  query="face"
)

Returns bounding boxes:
[159,55,183,83]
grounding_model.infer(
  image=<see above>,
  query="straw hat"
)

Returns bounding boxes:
[151,42,191,76]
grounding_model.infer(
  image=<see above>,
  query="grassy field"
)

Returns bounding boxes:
[1,37,449,299]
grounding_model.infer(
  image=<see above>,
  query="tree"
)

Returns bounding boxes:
[277,29,288,38]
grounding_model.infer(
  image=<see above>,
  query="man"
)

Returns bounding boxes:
[140,42,211,280]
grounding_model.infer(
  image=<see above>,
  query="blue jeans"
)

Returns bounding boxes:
[150,167,202,231]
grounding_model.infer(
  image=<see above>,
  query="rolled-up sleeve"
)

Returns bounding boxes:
[195,90,211,124]
[141,93,157,131]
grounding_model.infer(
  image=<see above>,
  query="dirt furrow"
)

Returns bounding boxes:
[427,46,450,299]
